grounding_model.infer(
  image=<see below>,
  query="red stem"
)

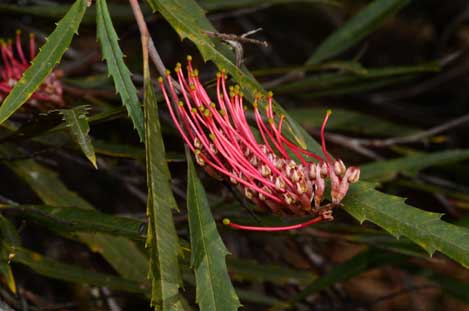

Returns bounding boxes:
[223,216,324,232]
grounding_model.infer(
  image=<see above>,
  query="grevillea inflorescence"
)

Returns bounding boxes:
[159,57,360,231]
[0,31,64,108]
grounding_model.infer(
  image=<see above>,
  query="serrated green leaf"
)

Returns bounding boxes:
[361,149,469,182]
[343,181,469,267]
[306,0,410,64]
[143,51,184,310]
[59,105,97,168]
[0,0,87,125]
[96,0,144,140]
[6,244,146,294]
[0,204,145,241]
[0,145,148,283]
[186,152,241,311]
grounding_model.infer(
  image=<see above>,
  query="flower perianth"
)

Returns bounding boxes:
[159,58,360,231]
[0,31,64,108]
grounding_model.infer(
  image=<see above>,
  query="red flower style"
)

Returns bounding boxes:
[159,57,360,231]
[0,31,64,108]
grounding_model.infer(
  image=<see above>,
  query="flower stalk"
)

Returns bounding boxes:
[159,57,360,231]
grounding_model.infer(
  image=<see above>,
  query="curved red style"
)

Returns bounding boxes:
[159,57,360,231]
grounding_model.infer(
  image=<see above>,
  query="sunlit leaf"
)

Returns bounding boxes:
[96,0,144,140]
[186,152,241,311]
[59,105,97,168]
[143,48,185,310]
[343,181,469,268]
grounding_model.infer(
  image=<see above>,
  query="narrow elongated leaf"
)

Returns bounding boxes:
[0,215,19,293]
[186,152,241,311]
[59,105,97,168]
[6,245,146,293]
[275,63,439,94]
[343,181,469,268]
[289,107,417,137]
[0,0,87,125]
[199,0,338,11]
[143,52,184,310]
[96,0,144,140]
[306,0,410,64]
[0,145,148,283]
[0,204,145,241]
[227,257,315,286]
[361,149,469,182]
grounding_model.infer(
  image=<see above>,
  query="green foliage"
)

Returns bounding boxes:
[143,54,185,310]
[186,152,241,311]
[0,0,87,125]
[59,105,97,168]
[306,0,411,64]
[96,0,144,140]
[343,181,469,268]
[1,0,469,309]
[361,150,469,182]
[275,63,440,96]
[7,246,146,293]
[0,204,145,241]
[290,107,417,136]
[280,248,406,309]
[0,215,19,294]
[0,146,148,282]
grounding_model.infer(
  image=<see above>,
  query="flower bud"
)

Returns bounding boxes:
[347,167,360,183]
[320,162,328,178]
[334,159,346,177]
[309,163,317,180]
[260,165,271,177]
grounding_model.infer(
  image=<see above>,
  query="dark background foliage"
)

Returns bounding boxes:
[1,0,469,310]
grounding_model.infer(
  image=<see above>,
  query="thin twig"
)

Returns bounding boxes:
[128,0,182,92]
[204,29,268,47]
[355,113,469,147]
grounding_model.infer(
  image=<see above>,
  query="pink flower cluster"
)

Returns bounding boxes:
[159,57,360,230]
[0,31,64,108]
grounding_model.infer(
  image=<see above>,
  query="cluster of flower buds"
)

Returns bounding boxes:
[0,31,64,108]
[159,56,360,231]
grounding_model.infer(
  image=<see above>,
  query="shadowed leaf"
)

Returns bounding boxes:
[0,145,148,283]
[306,0,410,64]
[361,150,469,182]
[6,245,147,294]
